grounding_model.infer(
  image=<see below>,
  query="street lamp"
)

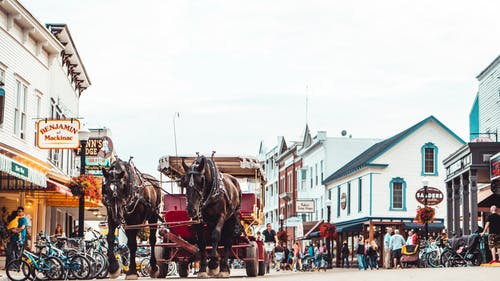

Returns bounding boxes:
[422,178,429,240]
[279,213,284,231]
[78,125,90,238]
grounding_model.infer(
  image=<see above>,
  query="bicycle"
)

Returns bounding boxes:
[6,241,63,281]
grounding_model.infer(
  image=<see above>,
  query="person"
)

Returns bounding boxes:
[366,240,379,270]
[341,241,350,268]
[355,235,366,270]
[291,242,302,271]
[406,230,415,245]
[314,243,320,269]
[481,205,500,263]
[389,229,405,269]
[256,231,262,241]
[307,243,315,269]
[54,224,65,238]
[5,207,27,267]
[274,243,284,271]
[383,227,392,269]
[262,223,278,244]
[69,225,79,238]
[281,244,291,270]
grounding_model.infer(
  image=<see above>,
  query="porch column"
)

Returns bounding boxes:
[470,169,478,232]
[453,178,461,236]
[446,181,453,237]
[369,221,374,241]
[461,173,470,235]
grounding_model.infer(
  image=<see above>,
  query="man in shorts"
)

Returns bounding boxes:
[262,223,278,272]
[481,205,500,263]
[389,229,405,269]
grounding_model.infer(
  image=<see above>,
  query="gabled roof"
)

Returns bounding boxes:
[322,116,465,184]
[302,124,312,148]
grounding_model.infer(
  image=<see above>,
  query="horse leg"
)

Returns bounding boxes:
[148,215,159,278]
[107,221,121,279]
[125,229,139,280]
[208,216,225,276]
[196,223,209,279]
[217,220,235,278]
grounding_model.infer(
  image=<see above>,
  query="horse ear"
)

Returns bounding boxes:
[102,168,109,178]
[181,158,189,172]
[196,156,205,172]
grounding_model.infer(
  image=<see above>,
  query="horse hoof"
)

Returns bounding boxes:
[216,272,230,278]
[150,265,160,278]
[208,266,219,276]
[125,273,138,280]
[197,272,209,278]
[109,269,121,279]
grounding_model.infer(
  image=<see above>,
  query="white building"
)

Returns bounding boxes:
[469,54,500,141]
[323,116,464,265]
[297,125,379,224]
[0,0,91,252]
[259,138,281,231]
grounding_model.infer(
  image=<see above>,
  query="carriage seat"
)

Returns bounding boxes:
[164,210,195,241]
[240,193,257,221]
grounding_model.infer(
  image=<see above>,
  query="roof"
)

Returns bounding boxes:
[476,54,500,80]
[323,116,465,184]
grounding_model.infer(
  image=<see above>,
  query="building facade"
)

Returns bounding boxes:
[469,55,500,141]
[323,116,465,266]
[297,125,380,225]
[0,0,91,260]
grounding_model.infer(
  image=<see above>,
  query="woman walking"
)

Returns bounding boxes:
[291,242,303,271]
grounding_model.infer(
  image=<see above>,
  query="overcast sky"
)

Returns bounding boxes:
[22,0,500,176]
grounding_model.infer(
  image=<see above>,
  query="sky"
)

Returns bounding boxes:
[21,0,500,177]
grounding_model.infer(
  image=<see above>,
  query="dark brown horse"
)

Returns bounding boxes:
[181,155,243,278]
[102,158,162,280]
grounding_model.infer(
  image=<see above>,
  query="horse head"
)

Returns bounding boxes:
[102,158,131,223]
[181,155,210,220]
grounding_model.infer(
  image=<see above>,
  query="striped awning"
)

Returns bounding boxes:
[0,153,46,189]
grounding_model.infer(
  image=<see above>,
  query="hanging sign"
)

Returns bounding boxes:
[415,187,444,206]
[491,152,500,181]
[340,193,347,210]
[37,119,80,149]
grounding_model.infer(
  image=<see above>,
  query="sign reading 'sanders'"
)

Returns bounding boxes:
[37,119,80,149]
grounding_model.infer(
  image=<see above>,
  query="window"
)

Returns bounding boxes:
[320,160,324,182]
[337,187,340,217]
[347,182,351,215]
[14,80,27,139]
[34,93,41,146]
[421,142,438,176]
[390,177,407,210]
[315,164,318,186]
[0,67,5,125]
[310,167,313,188]
[358,178,362,212]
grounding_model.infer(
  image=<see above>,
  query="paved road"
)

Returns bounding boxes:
[2,266,499,281]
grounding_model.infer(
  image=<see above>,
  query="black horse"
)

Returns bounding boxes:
[181,155,243,278]
[102,158,162,280]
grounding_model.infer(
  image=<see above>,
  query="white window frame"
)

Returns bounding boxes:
[14,79,28,139]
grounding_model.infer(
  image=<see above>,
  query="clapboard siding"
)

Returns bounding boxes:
[477,57,500,138]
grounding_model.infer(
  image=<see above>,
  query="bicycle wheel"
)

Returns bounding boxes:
[69,254,91,280]
[427,251,441,268]
[139,258,151,277]
[92,252,107,278]
[440,250,453,267]
[471,251,482,266]
[6,259,31,281]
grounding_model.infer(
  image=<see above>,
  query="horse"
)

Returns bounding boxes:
[102,158,162,280]
[181,155,244,278]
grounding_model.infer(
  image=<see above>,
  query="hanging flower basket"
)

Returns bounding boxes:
[319,223,337,239]
[415,206,435,224]
[277,229,288,243]
[68,174,102,202]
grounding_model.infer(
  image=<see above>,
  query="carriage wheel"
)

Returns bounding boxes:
[245,242,258,277]
[177,261,189,278]
[258,261,265,276]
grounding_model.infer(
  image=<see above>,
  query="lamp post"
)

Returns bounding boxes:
[279,213,284,231]
[78,126,90,238]
[422,178,429,240]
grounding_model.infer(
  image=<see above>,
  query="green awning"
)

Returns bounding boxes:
[0,153,46,189]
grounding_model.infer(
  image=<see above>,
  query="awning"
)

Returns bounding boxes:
[403,222,445,231]
[47,179,72,196]
[297,220,323,240]
[478,187,500,209]
[336,222,364,233]
[0,153,47,189]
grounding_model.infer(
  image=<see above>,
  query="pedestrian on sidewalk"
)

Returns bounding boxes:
[481,205,500,263]
[356,235,366,270]
[383,227,393,269]
[389,229,405,269]
[5,207,27,267]
[341,241,350,268]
